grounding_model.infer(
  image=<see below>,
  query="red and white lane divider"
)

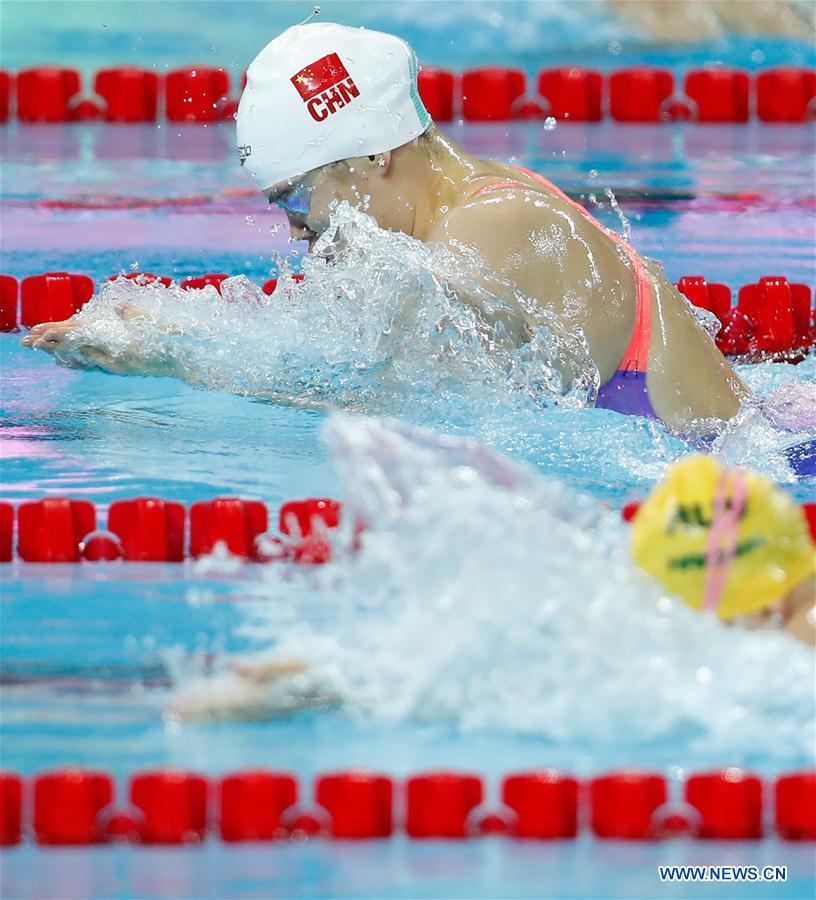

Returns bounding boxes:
[1,65,814,124]
[0,768,813,845]
[0,271,300,332]
[0,497,342,564]
[2,270,813,361]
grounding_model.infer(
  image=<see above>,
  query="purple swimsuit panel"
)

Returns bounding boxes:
[596,368,658,419]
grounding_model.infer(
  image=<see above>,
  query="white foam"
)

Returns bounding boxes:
[204,415,815,764]
[61,203,598,415]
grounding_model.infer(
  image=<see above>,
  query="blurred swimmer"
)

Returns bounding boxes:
[631,455,816,645]
[24,22,750,432]
[167,445,815,723]
[610,0,815,43]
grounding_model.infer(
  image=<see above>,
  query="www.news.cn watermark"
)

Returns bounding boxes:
[658,865,787,883]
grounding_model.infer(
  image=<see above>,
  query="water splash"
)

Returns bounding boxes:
[62,203,599,416]
[174,415,815,766]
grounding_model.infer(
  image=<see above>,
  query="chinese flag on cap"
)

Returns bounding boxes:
[291,53,351,101]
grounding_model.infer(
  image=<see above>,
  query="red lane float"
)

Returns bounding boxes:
[537,68,602,122]
[219,771,298,842]
[685,770,763,839]
[94,68,159,123]
[775,772,816,840]
[418,67,455,122]
[590,771,668,839]
[108,498,185,562]
[0,70,12,122]
[405,772,483,838]
[17,498,96,563]
[0,275,18,332]
[6,65,816,124]
[181,273,230,292]
[0,773,22,845]
[316,772,394,838]
[802,503,816,543]
[70,99,103,122]
[461,68,527,121]
[130,770,208,844]
[684,69,750,123]
[80,531,124,561]
[4,769,815,843]
[165,67,230,122]
[738,277,812,354]
[190,498,268,559]
[278,498,341,564]
[609,67,674,123]
[279,498,340,537]
[676,276,732,324]
[715,307,754,356]
[621,501,642,523]
[16,67,81,122]
[34,770,113,845]
[502,770,579,839]
[756,67,816,122]
[0,502,12,562]
[21,272,94,328]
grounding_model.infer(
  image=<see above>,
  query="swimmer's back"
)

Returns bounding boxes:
[434,161,748,428]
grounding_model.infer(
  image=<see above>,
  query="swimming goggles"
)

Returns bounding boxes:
[269,179,313,216]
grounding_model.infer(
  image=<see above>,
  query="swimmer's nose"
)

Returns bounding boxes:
[288,220,317,244]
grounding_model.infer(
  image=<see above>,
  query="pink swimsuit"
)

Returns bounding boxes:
[469,168,658,419]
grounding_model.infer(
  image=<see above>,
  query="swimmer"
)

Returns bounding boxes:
[24,22,749,432]
[609,0,814,43]
[631,455,816,645]
[169,445,815,723]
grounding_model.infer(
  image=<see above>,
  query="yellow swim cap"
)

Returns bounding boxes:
[631,455,815,620]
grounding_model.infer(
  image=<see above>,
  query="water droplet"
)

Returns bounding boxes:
[543,116,557,131]
[246,216,255,225]
[588,169,599,181]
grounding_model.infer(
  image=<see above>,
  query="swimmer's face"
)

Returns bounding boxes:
[265,152,409,251]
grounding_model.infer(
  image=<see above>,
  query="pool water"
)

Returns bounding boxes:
[2,116,815,897]
[2,5,816,887]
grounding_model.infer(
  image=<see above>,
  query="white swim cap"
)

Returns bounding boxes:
[236,22,431,190]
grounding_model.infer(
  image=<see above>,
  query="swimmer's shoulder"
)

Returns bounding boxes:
[427,174,562,253]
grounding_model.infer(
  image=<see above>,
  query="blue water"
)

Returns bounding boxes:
[2,7,816,899]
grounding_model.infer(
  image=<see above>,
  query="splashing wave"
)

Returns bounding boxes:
[64,204,599,417]
[174,415,814,766]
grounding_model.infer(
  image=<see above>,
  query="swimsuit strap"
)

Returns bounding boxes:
[468,168,653,371]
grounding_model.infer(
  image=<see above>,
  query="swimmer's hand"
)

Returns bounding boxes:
[164,658,321,722]
[21,303,182,377]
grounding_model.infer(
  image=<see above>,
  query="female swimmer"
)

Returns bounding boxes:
[24,22,750,433]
